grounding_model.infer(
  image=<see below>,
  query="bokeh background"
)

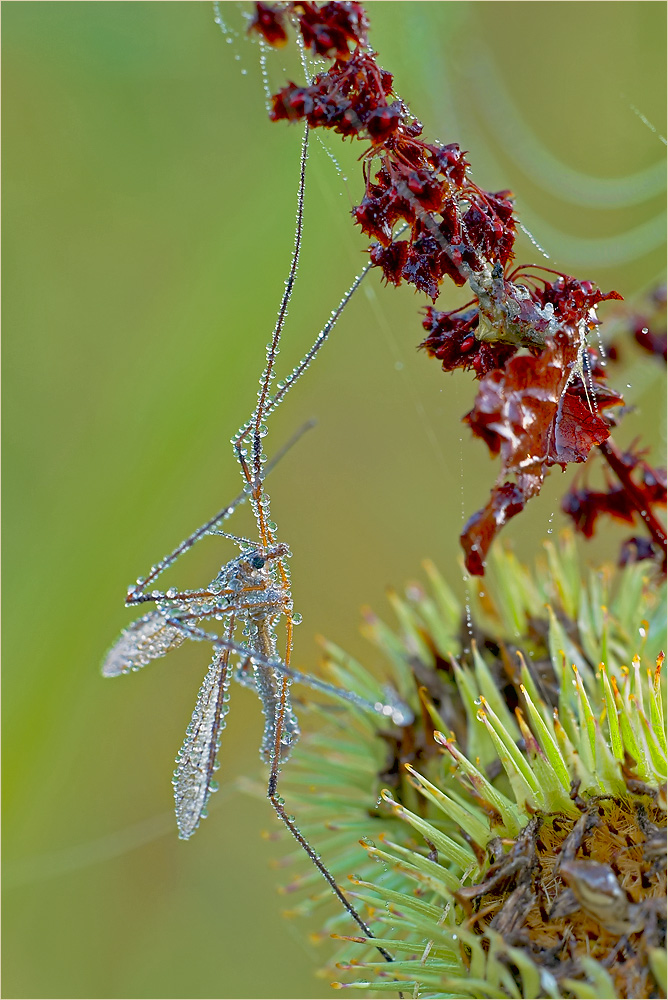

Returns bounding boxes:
[3,3,666,998]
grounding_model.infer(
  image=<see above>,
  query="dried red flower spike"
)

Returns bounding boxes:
[260,3,520,301]
[262,2,662,573]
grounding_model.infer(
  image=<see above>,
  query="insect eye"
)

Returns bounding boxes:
[250,555,265,570]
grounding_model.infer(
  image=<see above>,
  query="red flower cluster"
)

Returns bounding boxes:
[250,1,368,55]
[421,305,517,379]
[257,1,665,575]
[421,274,623,378]
[270,49,395,138]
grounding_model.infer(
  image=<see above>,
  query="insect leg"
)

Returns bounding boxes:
[166,616,412,726]
[266,645,396,964]
[234,124,310,550]
[128,586,241,608]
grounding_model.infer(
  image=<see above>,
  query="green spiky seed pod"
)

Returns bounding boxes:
[276,534,666,999]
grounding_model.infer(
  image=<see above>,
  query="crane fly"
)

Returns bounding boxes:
[102,125,411,964]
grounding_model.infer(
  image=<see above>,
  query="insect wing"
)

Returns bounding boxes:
[173,647,232,839]
[101,610,186,677]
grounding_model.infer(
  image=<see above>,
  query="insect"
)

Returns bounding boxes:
[102,126,410,964]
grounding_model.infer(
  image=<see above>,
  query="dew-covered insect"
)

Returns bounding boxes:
[102,127,410,962]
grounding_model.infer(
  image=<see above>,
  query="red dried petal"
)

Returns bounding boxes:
[353,193,395,244]
[403,119,424,138]
[405,169,446,212]
[457,187,517,270]
[461,327,625,573]
[466,334,620,472]
[296,1,369,57]
[420,306,517,377]
[248,2,289,46]
[369,239,409,286]
[471,341,517,379]
[269,82,314,122]
[551,390,615,465]
[366,104,402,143]
[402,237,443,302]
[430,143,469,186]
[421,307,478,370]
[461,481,536,576]
[538,276,623,325]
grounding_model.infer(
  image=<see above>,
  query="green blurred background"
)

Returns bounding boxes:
[3,3,665,998]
